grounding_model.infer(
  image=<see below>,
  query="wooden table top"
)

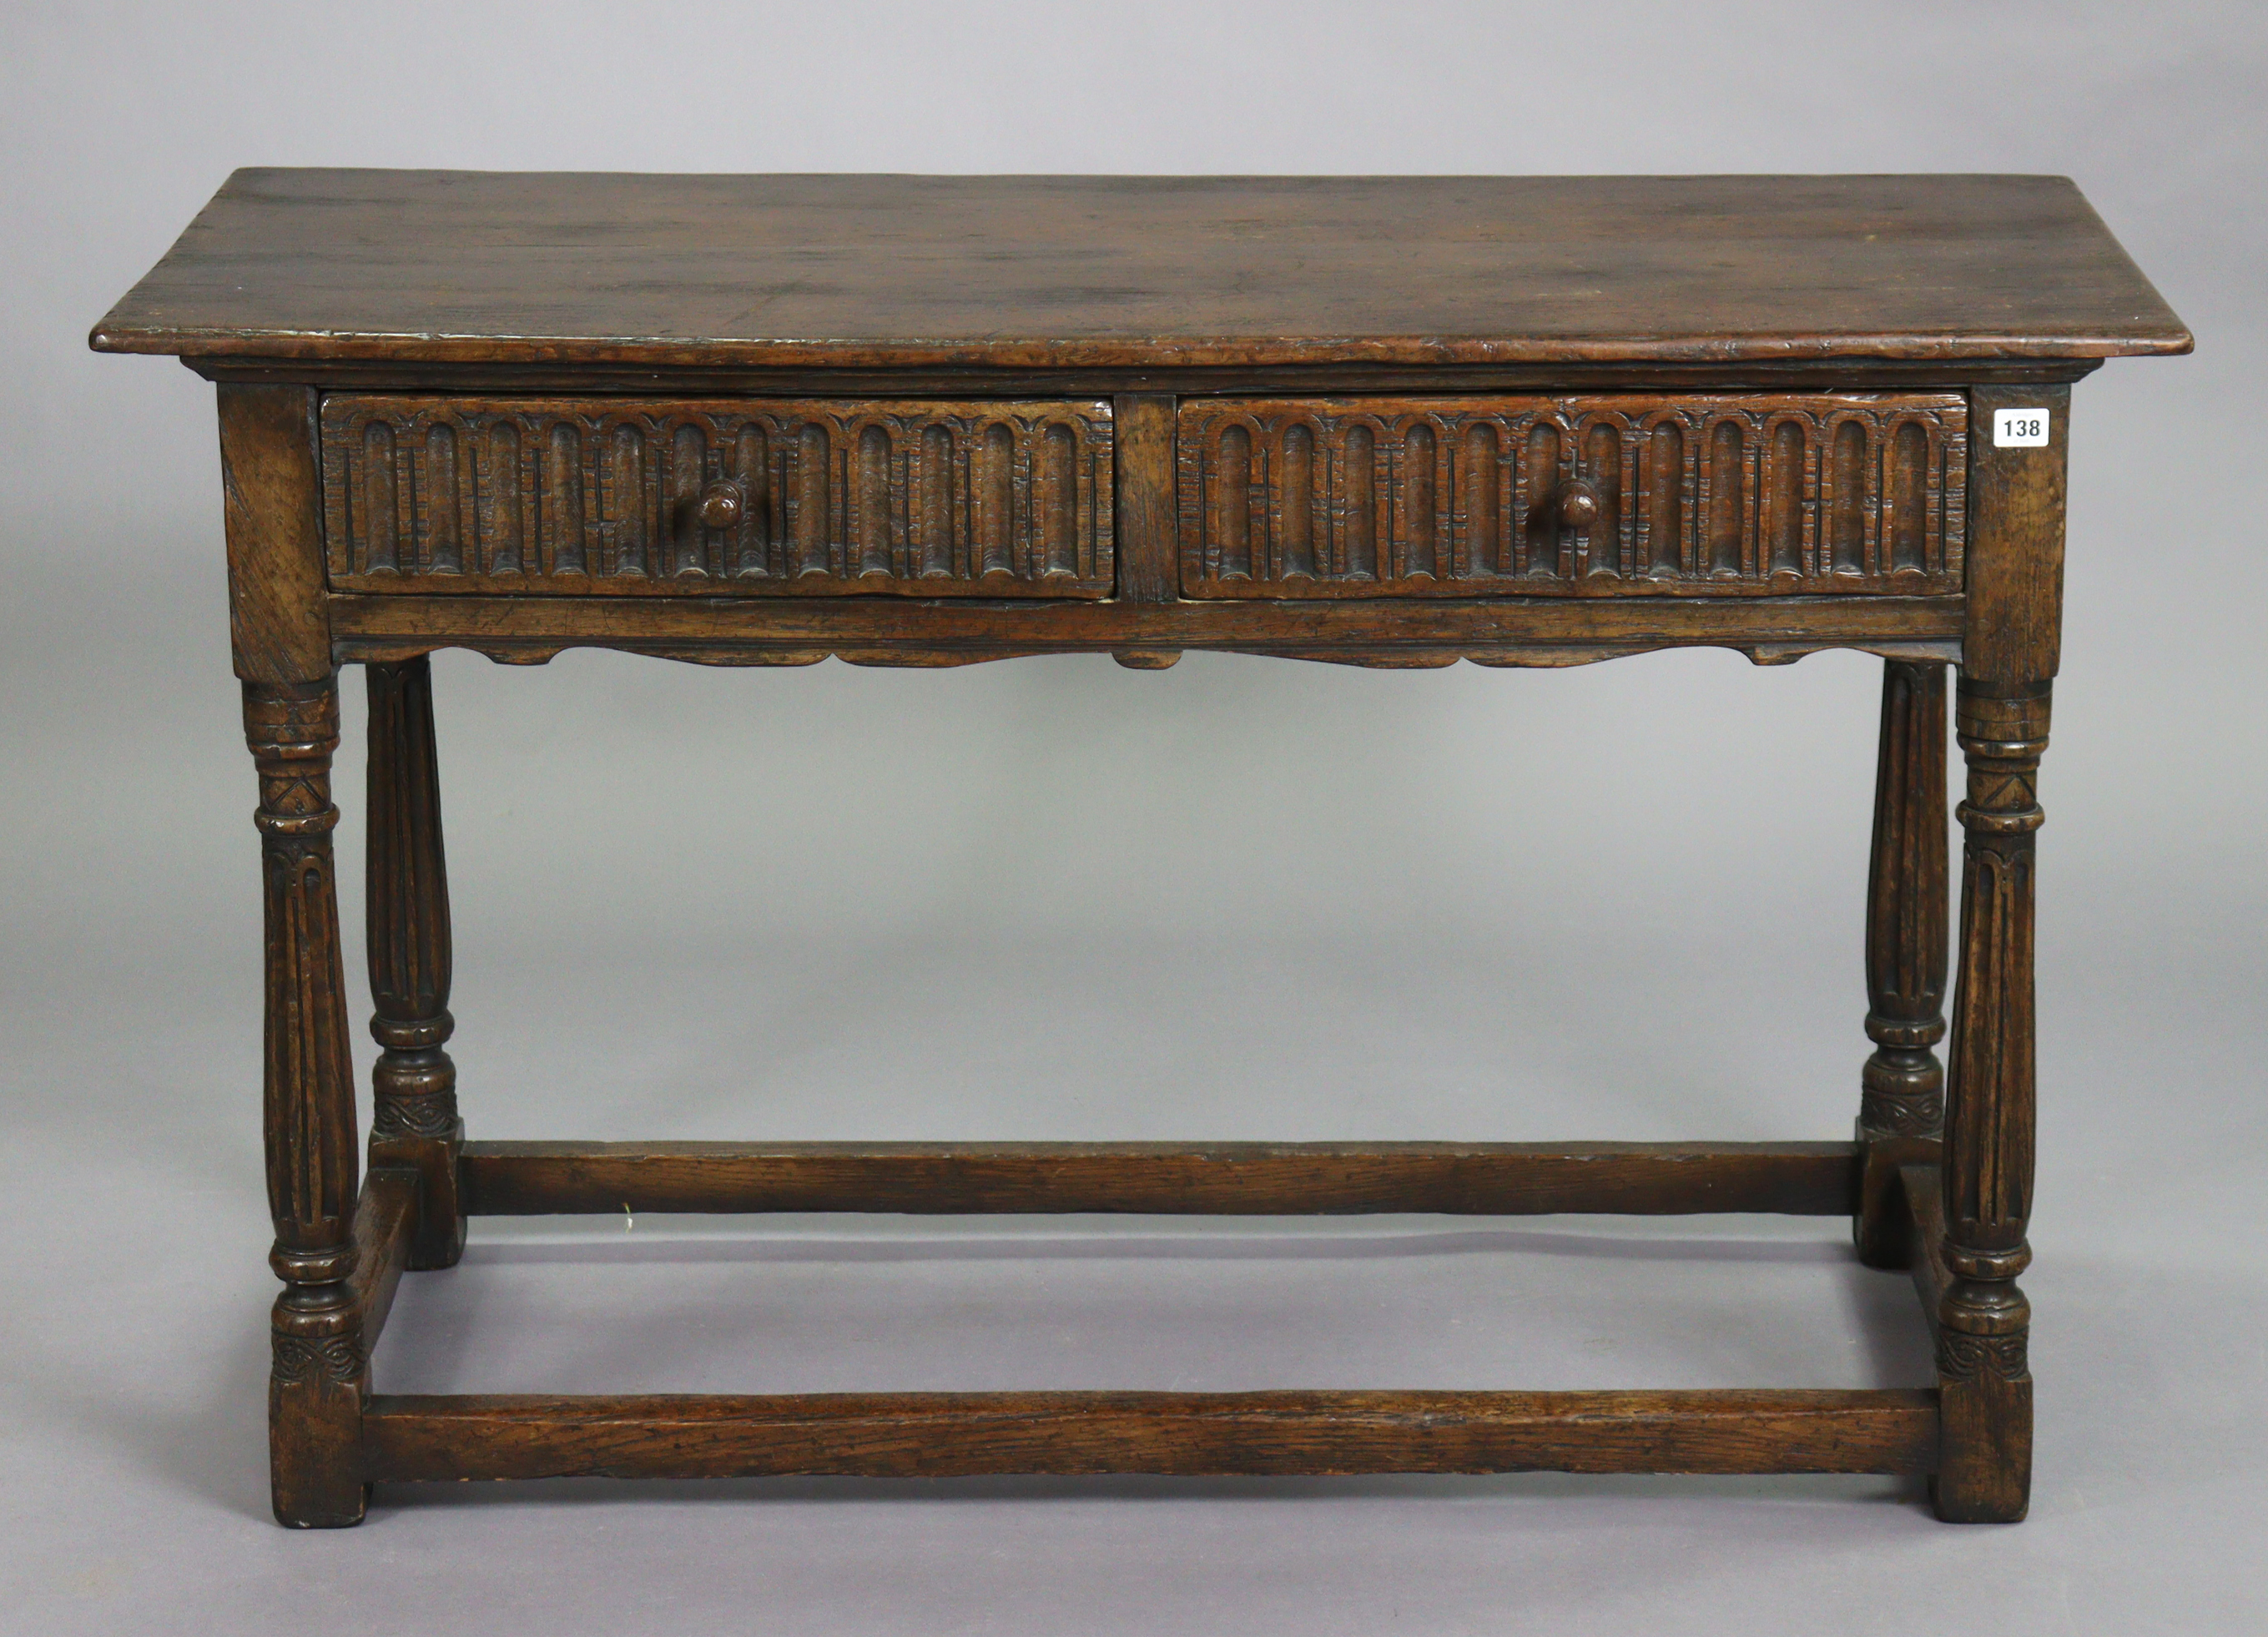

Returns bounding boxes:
[92,170,2190,371]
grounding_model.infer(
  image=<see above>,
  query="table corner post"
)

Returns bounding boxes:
[222,382,371,1527]
[1934,382,2068,1523]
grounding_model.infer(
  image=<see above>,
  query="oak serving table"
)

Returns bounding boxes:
[93,171,2189,1526]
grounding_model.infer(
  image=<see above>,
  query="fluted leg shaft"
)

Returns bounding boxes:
[365,657,466,1269]
[1933,680,2048,1523]
[1855,660,1950,1266]
[246,678,368,1528]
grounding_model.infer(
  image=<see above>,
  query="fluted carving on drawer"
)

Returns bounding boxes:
[1177,395,1965,597]
[321,397,1115,597]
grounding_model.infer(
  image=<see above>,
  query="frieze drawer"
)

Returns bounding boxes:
[320,396,1116,597]
[1177,394,1967,598]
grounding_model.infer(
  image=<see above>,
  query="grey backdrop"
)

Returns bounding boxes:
[4,3,2262,1633]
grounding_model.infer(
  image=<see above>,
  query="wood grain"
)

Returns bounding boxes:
[245,682,359,1273]
[1110,393,1178,604]
[89,169,2193,1526]
[1855,660,1950,1267]
[193,357,2109,397]
[320,395,1114,597]
[1902,1161,1951,1352]
[218,385,329,685]
[326,590,1967,671]
[1963,385,2072,688]
[244,676,367,1528]
[1178,395,1965,598]
[93,173,2189,369]
[345,1168,417,1352]
[365,657,466,1268]
[1933,683,2046,1523]
[457,1140,1860,1217]
[362,1388,1940,1482]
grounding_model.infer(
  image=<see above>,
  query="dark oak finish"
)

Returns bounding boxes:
[1110,394,1178,602]
[193,356,2116,399]
[1928,384,2069,1524]
[1962,386,2073,689]
[1934,683,2049,1523]
[346,1168,419,1353]
[93,173,2187,370]
[1177,395,1966,598]
[459,1140,1861,1217]
[365,657,465,1268]
[95,171,2186,1528]
[320,396,1115,598]
[222,381,370,1528]
[244,676,365,1529]
[362,1388,1939,1482]
[326,591,1968,671]
[219,385,330,686]
[1855,661,1951,1266]
[1902,1162,1953,1352]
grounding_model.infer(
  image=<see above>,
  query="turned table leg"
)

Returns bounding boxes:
[246,679,369,1527]
[366,656,466,1268]
[1933,682,2047,1521]
[1855,659,1949,1267]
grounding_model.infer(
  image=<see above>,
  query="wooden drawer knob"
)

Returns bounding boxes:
[1557,481,1601,529]
[697,481,744,530]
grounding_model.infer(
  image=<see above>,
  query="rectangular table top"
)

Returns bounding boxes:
[92,171,2189,372]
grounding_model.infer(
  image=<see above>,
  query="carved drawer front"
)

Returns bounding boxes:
[1177,394,1966,597]
[320,396,1115,597]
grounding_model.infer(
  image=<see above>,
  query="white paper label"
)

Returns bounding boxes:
[1993,408,2050,448]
